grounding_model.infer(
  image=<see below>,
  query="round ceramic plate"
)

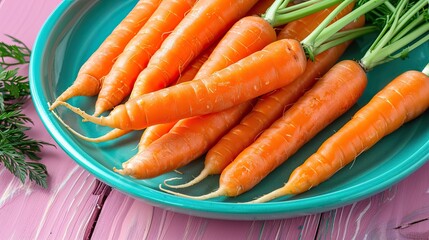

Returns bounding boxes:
[30,0,429,220]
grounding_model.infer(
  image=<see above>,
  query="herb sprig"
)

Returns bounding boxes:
[0,35,52,188]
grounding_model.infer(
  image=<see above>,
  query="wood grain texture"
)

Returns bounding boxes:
[91,190,321,239]
[0,0,98,239]
[316,162,429,240]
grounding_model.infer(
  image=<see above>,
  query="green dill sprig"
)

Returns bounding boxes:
[0,35,52,188]
[0,69,30,103]
[359,0,429,70]
[0,35,31,70]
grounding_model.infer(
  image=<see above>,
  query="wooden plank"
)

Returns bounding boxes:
[316,162,429,239]
[0,1,99,238]
[91,190,321,239]
[0,158,98,239]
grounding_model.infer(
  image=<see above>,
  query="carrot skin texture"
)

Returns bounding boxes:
[205,45,351,174]
[49,0,161,110]
[138,122,177,151]
[195,16,277,79]
[281,70,429,197]
[138,46,214,149]
[120,15,277,178]
[129,0,259,98]
[73,38,307,130]
[78,0,198,143]
[119,102,253,179]
[220,60,367,197]
[204,6,361,176]
[93,0,196,116]
[175,45,214,84]
[139,16,276,149]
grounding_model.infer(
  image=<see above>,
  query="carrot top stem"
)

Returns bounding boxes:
[264,0,344,26]
[314,26,378,55]
[263,0,283,24]
[302,0,387,60]
[277,0,330,14]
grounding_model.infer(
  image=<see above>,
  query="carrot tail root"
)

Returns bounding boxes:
[163,168,211,189]
[49,105,130,142]
[55,101,104,125]
[248,184,294,203]
[159,184,226,200]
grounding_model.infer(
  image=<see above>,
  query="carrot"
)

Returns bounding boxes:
[59,0,379,131]
[116,15,277,177]
[246,0,429,202]
[138,14,275,150]
[243,0,429,202]
[175,45,215,84]
[251,67,429,203]
[137,46,215,150]
[164,5,359,189]
[58,38,307,131]
[49,0,161,110]
[114,102,253,178]
[92,0,197,116]
[59,28,216,144]
[138,122,177,151]
[194,16,278,80]
[128,0,260,99]
[160,60,368,199]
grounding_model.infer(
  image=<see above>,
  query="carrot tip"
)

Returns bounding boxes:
[92,109,103,118]
[48,101,57,110]
[113,167,126,175]
[247,185,293,203]
[159,184,225,200]
[56,101,102,125]
[163,177,183,187]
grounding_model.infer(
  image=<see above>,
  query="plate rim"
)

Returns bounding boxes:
[29,0,429,220]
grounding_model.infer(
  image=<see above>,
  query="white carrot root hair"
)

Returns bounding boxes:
[163,168,211,189]
[159,184,226,200]
[49,103,131,142]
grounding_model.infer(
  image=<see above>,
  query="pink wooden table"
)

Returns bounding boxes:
[1,1,429,239]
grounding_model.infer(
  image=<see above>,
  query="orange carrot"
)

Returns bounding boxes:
[116,15,277,177]
[160,60,367,199]
[58,38,307,131]
[194,16,277,80]
[49,0,161,110]
[138,122,177,151]
[175,45,215,84]
[63,41,215,144]
[138,46,215,150]
[128,0,260,99]
[165,5,360,188]
[251,68,429,203]
[93,0,197,116]
[115,102,253,178]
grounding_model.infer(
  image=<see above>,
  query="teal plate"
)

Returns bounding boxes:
[30,0,429,220]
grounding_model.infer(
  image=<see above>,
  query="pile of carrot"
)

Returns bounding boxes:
[51,0,429,203]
